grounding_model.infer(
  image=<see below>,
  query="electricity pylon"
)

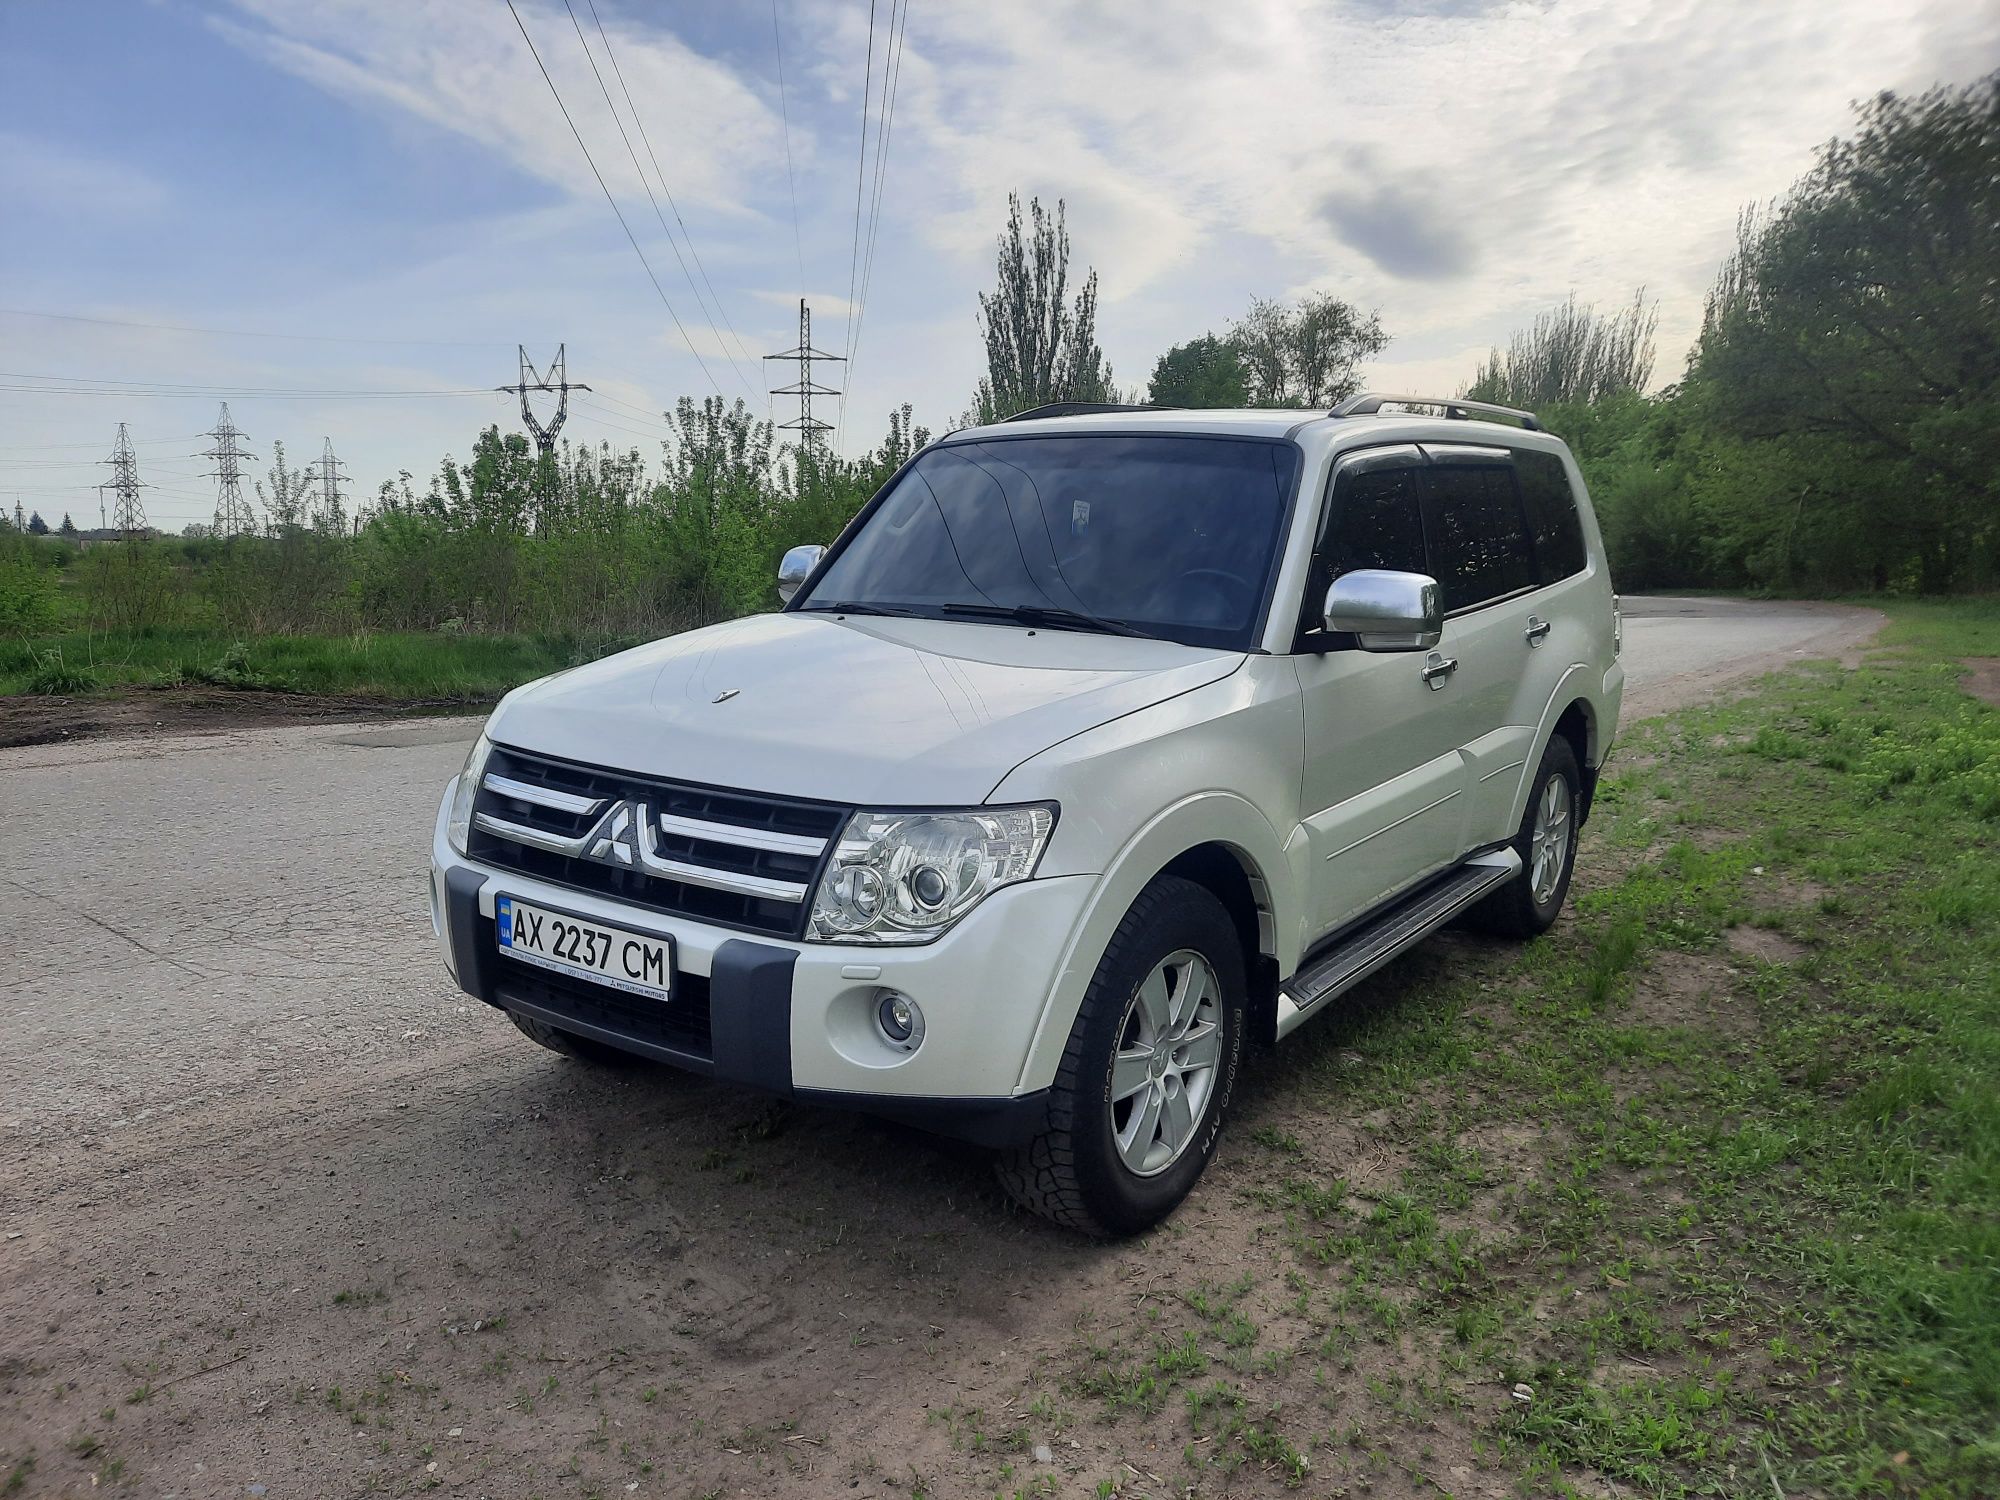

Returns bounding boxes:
[764,299,844,455]
[498,346,589,456]
[307,437,350,533]
[99,423,151,536]
[202,402,259,537]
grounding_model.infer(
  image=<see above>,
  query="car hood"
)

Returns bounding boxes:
[485,611,1242,807]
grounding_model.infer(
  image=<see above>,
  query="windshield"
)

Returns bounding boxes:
[797,435,1300,650]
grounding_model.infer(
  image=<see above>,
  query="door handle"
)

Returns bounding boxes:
[1421,652,1458,688]
[1525,615,1552,646]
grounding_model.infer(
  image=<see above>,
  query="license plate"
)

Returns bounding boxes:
[495,896,672,1003]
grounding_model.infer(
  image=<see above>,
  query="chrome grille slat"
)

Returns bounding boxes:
[655,812,828,858]
[472,811,589,857]
[482,772,604,816]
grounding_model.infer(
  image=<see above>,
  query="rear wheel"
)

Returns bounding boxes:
[1469,735,1580,937]
[995,876,1245,1237]
[507,1010,645,1067]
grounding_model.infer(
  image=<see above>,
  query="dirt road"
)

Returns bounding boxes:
[0,599,1882,1499]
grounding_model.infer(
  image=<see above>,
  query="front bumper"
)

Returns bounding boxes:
[429,781,1091,1146]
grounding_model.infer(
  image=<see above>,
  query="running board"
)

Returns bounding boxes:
[1274,849,1521,1041]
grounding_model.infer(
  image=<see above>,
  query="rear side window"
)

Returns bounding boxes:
[1517,449,1588,582]
[1422,465,1535,612]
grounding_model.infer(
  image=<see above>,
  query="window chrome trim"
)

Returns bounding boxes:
[482,773,605,817]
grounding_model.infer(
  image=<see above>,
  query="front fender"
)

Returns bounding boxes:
[1009,791,1295,1095]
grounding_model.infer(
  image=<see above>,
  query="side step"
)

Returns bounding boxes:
[1274,849,1521,1041]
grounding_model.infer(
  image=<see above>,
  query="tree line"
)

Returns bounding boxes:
[2,68,1990,654]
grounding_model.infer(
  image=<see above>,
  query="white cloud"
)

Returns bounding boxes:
[208,0,785,214]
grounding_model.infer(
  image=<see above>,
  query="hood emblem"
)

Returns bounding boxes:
[712,688,740,703]
[584,800,642,866]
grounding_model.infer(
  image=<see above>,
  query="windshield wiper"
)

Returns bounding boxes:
[940,602,1153,639]
[803,600,928,619]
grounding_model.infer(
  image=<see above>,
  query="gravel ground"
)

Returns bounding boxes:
[0,598,1884,1498]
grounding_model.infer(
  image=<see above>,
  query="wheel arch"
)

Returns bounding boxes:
[1012,794,1292,1095]
[1506,667,1607,831]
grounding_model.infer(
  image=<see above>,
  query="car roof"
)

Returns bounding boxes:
[941,405,1569,456]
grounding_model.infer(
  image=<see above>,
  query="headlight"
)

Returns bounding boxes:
[809,803,1057,944]
[446,734,493,856]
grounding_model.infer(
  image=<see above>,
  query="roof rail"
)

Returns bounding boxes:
[999,401,1177,423]
[1330,392,1541,431]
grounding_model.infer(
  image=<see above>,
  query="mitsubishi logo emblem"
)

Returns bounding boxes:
[583,799,646,866]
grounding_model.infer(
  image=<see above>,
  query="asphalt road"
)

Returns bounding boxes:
[0,596,1883,1497]
[0,596,1879,1145]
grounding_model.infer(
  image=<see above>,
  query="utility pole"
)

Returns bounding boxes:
[306,437,350,533]
[764,299,844,457]
[202,402,259,537]
[498,345,589,457]
[99,423,151,537]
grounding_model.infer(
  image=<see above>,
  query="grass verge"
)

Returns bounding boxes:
[1012,598,1999,1498]
[0,626,642,702]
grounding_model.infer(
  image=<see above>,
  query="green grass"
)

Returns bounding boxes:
[1039,597,2000,1499]
[0,626,644,702]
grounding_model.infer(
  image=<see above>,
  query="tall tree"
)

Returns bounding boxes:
[26,511,48,535]
[1465,290,1658,409]
[256,441,312,532]
[1230,293,1386,408]
[58,513,77,536]
[1147,334,1249,408]
[969,195,1114,423]
[1693,72,2000,591]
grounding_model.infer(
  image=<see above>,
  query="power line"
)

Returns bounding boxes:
[0,307,514,350]
[840,0,880,438]
[505,0,728,400]
[771,0,807,304]
[580,0,761,379]
[841,0,908,448]
[0,371,497,399]
[561,0,757,397]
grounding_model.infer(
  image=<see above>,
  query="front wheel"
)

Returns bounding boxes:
[1469,735,1581,937]
[995,876,1246,1237]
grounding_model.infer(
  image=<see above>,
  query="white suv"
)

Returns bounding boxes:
[430,394,1623,1236]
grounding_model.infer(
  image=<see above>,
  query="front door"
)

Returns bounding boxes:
[1418,445,1548,847]
[1294,447,1469,939]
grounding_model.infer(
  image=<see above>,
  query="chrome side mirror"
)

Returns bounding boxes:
[1324,569,1441,652]
[777,544,825,604]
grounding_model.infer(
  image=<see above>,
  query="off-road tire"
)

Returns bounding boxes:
[507,1010,645,1067]
[995,876,1246,1237]
[1468,735,1581,938]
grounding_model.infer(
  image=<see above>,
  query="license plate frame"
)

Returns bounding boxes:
[494,894,674,1003]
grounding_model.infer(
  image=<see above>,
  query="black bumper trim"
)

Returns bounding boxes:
[445,865,500,1007]
[796,1087,1051,1148]
[497,982,715,1074]
[708,940,796,1094]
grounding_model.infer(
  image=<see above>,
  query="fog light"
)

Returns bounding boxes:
[876,990,923,1050]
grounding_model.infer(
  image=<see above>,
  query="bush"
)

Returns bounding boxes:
[0,558,60,633]
[28,649,100,695]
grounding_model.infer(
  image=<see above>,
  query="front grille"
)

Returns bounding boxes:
[496,949,714,1062]
[468,743,849,938]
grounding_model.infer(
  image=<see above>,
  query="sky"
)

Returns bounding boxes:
[2,0,1996,533]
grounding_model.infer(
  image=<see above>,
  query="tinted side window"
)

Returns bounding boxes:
[1423,465,1535,612]
[1296,460,1426,646]
[1328,465,1427,578]
[1517,450,1587,582]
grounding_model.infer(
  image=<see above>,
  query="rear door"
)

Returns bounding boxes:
[1417,445,1551,848]
[1294,447,1469,938]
